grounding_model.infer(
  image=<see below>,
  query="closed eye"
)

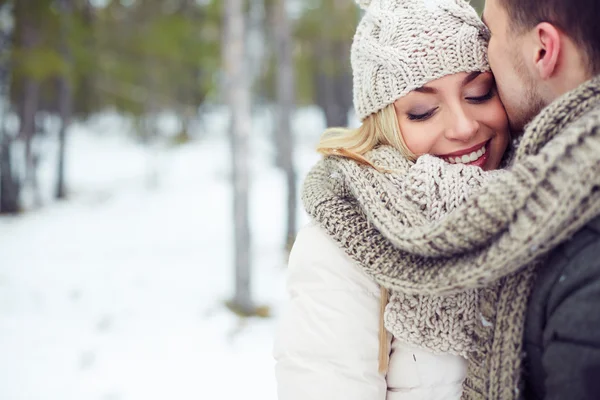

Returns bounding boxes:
[407,107,438,121]
[466,89,494,104]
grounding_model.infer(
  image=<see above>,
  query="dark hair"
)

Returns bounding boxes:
[500,0,600,74]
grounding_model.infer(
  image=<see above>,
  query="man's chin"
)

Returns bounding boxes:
[507,103,545,135]
[508,119,527,135]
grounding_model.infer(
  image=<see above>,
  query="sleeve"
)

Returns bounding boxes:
[273,223,389,400]
[541,235,600,400]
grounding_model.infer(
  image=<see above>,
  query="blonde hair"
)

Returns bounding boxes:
[316,103,416,166]
[316,103,416,374]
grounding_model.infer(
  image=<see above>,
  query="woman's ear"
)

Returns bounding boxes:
[532,22,561,80]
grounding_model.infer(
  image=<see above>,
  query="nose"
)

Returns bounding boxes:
[444,105,479,142]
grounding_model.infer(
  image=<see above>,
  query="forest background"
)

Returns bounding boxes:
[0,1,485,399]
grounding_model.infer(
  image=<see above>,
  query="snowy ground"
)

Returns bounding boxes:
[0,108,329,400]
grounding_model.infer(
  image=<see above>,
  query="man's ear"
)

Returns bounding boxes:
[532,22,561,80]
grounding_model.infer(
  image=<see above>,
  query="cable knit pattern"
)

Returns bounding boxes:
[384,154,503,357]
[310,145,502,358]
[302,76,600,399]
[351,0,490,120]
[369,149,502,357]
[385,290,478,356]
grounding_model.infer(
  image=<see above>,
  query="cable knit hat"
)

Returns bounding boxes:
[352,0,490,120]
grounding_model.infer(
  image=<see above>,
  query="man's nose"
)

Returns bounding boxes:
[445,106,479,142]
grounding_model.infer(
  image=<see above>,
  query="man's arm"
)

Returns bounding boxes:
[541,230,600,399]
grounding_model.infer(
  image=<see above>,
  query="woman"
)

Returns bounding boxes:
[274,0,510,399]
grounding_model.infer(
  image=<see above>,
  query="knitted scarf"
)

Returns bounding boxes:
[302,75,600,399]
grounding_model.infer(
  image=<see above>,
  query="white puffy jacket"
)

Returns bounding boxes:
[274,223,467,400]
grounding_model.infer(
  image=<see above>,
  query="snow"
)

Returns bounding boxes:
[0,108,324,400]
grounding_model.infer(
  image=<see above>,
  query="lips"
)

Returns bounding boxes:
[441,140,490,167]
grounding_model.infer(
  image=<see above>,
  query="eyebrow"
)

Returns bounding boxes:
[414,71,482,94]
[463,71,482,85]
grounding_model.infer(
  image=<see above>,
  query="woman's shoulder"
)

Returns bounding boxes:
[289,222,345,267]
[288,222,380,294]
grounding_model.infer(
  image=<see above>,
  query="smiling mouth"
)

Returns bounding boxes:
[443,141,489,165]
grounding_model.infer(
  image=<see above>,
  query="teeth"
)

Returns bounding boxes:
[446,145,487,165]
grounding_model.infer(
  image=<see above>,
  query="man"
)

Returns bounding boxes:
[482,0,600,398]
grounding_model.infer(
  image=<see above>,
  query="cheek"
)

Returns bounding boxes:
[399,123,441,156]
[483,98,509,132]
[488,40,516,91]
[492,48,528,98]
[480,100,510,154]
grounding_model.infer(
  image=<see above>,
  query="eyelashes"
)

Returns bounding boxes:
[407,108,437,121]
[406,89,495,122]
[466,89,494,103]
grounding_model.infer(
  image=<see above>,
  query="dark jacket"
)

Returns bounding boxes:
[522,215,600,399]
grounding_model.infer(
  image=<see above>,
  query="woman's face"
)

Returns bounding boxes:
[394,71,509,171]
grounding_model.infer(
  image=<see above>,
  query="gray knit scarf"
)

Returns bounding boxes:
[302,76,600,399]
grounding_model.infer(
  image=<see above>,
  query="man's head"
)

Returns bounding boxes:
[483,0,600,131]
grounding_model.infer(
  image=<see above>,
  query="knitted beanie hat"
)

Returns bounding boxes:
[352,0,490,120]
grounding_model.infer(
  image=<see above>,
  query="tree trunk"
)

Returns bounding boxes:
[223,0,254,315]
[19,78,39,198]
[0,133,19,214]
[272,0,297,251]
[14,0,41,206]
[56,0,73,200]
[314,41,349,128]
[0,1,17,213]
[312,0,353,128]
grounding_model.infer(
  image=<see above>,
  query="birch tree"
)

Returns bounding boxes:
[272,0,297,250]
[223,0,255,315]
[56,0,73,200]
[294,0,356,127]
[14,0,42,207]
[0,1,17,214]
